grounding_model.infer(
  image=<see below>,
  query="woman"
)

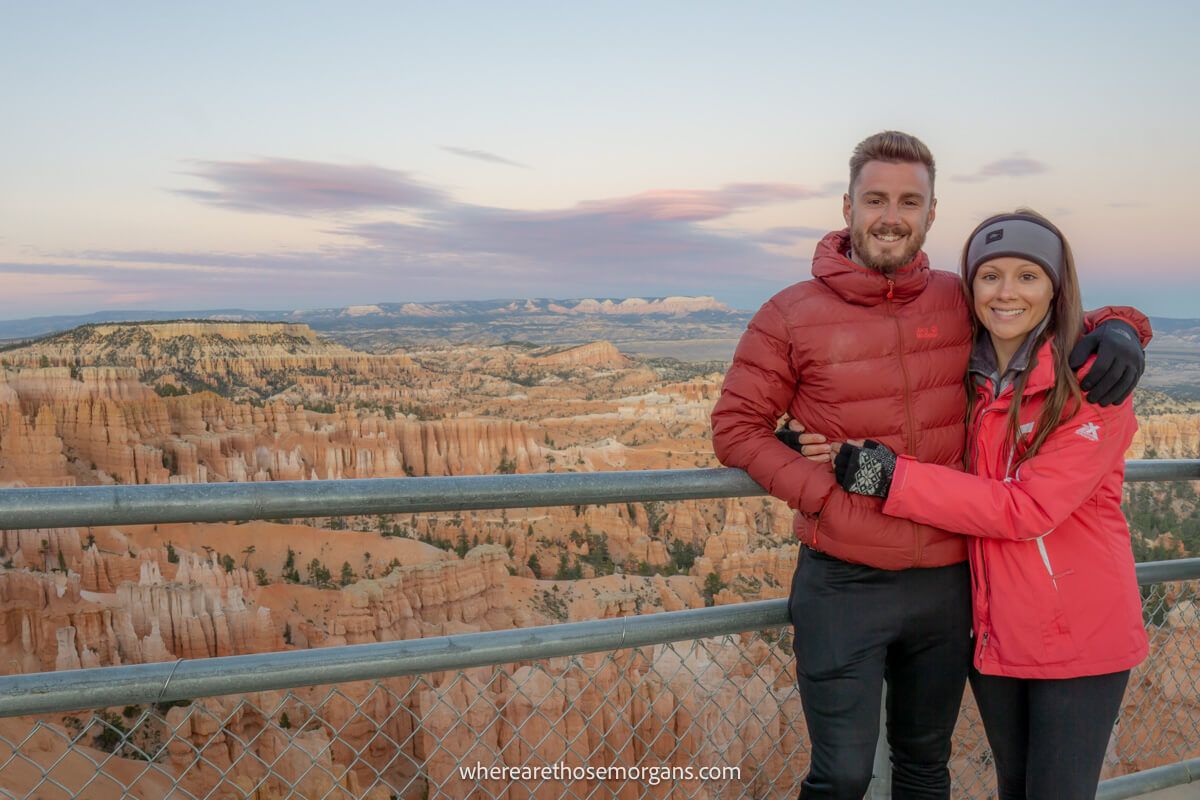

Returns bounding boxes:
[830,209,1150,799]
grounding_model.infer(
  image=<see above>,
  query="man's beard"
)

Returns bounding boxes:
[850,222,927,273]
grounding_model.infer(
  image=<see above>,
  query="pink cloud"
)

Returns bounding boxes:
[953,155,1049,184]
[564,183,831,222]
[174,157,446,214]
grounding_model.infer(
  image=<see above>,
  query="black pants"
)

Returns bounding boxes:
[789,547,973,800]
[970,668,1130,800]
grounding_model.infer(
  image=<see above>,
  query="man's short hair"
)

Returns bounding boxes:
[848,131,936,196]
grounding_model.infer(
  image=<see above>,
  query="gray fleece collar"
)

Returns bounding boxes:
[969,314,1052,395]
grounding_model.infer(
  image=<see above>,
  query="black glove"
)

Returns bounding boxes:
[834,440,897,498]
[775,428,805,451]
[1069,320,1144,406]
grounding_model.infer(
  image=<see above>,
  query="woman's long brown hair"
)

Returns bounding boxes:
[961,208,1084,471]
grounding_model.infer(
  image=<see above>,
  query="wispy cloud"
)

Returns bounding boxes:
[328,182,833,283]
[953,155,1049,184]
[173,157,447,214]
[12,158,837,315]
[441,146,530,169]
[563,184,828,222]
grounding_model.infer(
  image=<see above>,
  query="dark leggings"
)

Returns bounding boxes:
[969,668,1130,800]
[789,549,973,799]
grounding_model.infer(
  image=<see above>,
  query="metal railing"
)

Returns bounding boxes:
[1,460,1195,531]
[0,461,1196,799]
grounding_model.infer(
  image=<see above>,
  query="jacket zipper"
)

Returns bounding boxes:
[972,408,997,473]
[970,387,995,661]
[968,379,999,473]
[886,279,921,564]
[977,536,991,652]
[1035,536,1059,590]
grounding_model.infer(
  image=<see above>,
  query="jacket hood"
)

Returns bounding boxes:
[1025,338,1088,399]
[812,229,931,306]
[969,315,1052,394]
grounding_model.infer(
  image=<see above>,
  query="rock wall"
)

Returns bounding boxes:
[1131,414,1200,459]
[532,341,630,369]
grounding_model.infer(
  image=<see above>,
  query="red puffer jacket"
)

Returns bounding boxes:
[712,229,974,569]
[711,228,1145,570]
[882,341,1150,678]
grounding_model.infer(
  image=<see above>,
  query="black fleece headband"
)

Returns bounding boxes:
[966,214,1064,290]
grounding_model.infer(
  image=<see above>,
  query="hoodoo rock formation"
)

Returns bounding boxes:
[1130,414,1200,458]
[0,366,546,486]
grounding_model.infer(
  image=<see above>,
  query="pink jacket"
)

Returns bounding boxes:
[882,339,1151,679]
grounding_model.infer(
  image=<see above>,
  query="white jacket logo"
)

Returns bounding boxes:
[1075,422,1100,442]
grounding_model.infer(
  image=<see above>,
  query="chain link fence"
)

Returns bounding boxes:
[1,465,1197,798]
[0,579,1196,800]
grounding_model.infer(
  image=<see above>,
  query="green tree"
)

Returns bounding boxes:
[582,533,615,576]
[92,711,128,753]
[702,573,726,607]
[283,547,300,583]
[527,554,542,579]
[340,561,356,586]
[668,539,698,572]
[306,558,332,587]
[641,501,666,535]
[559,554,583,580]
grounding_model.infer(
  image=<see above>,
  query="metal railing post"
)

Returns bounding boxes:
[869,682,892,799]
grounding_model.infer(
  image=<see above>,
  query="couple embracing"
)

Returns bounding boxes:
[711,131,1150,800]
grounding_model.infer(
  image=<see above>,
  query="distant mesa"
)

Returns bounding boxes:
[341,305,384,317]
[0,296,741,340]
[396,303,453,318]
[563,296,731,316]
[530,341,630,369]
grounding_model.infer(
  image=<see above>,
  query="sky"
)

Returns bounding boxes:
[1,1,1197,319]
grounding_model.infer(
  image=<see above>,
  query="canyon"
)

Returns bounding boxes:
[0,320,1195,798]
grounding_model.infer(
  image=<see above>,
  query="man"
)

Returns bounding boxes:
[709,131,1144,799]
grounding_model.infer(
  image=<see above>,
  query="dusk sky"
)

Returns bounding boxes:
[2,1,1197,319]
